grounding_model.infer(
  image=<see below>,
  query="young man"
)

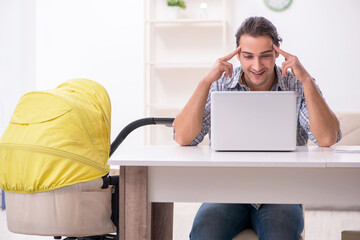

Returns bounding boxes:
[173,16,341,240]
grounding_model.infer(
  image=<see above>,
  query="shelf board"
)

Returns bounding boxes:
[147,19,225,24]
[147,62,212,69]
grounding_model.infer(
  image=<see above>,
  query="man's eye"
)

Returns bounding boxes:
[244,55,253,59]
[261,55,271,58]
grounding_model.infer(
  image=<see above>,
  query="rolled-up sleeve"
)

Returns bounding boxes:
[189,88,212,146]
[297,80,342,146]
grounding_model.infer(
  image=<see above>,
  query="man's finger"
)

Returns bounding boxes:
[220,61,233,78]
[221,46,241,61]
[281,62,288,77]
[273,44,290,58]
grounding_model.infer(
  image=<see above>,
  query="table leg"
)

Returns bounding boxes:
[119,166,149,240]
[119,166,174,240]
[151,202,174,240]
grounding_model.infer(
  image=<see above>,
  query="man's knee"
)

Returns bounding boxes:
[191,204,229,231]
[190,203,251,240]
[253,204,304,240]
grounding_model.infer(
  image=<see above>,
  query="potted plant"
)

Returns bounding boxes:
[167,0,186,10]
[166,0,186,18]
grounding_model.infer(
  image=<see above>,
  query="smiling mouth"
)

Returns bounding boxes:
[251,70,265,78]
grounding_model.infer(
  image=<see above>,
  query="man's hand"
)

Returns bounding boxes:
[174,46,241,146]
[204,46,241,85]
[273,44,339,146]
[273,44,311,83]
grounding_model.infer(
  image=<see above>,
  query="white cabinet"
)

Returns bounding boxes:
[144,0,227,145]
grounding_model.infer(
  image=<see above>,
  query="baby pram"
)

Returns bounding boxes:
[0,79,174,240]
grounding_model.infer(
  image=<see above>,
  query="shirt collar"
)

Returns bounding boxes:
[272,66,286,91]
[224,68,243,89]
[224,66,286,91]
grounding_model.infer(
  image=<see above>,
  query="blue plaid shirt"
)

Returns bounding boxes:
[188,65,342,210]
[190,65,342,147]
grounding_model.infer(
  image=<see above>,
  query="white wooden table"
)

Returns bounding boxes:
[109,146,360,240]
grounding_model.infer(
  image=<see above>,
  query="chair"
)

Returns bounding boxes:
[342,231,360,240]
[334,112,360,146]
[233,229,258,240]
[337,113,360,239]
[308,112,360,239]
[307,112,360,147]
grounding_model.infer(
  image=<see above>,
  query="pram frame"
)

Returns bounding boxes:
[53,117,174,240]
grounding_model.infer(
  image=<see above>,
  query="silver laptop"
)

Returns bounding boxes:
[210,91,297,151]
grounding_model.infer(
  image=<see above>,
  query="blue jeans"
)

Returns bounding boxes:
[190,203,303,240]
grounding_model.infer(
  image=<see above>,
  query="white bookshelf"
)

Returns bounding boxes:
[146,19,224,24]
[144,0,227,145]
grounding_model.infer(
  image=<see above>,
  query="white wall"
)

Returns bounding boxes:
[0,0,36,136]
[226,0,360,112]
[34,0,144,148]
[0,0,145,148]
[1,0,359,145]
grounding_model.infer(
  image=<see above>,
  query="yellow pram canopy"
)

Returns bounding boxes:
[0,79,111,193]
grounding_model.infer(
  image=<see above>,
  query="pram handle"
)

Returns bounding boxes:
[109,117,174,157]
[101,175,119,189]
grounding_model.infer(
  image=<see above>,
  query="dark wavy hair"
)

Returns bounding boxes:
[235,16,282,47]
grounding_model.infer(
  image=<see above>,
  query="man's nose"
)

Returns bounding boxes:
[253,58,262,70]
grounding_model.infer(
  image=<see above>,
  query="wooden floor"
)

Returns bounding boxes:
[1,206,360,240]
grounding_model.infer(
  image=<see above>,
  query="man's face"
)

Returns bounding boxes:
[237,34,279,90]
